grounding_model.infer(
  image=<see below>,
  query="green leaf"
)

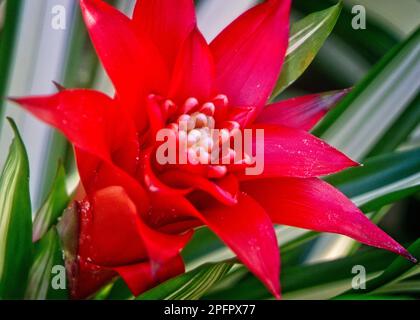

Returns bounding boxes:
[33,163,70,242]
[182,227,224,266]
[0,0,23,124]
[325,148,420,210]
[366,93,420,158]
[339,238,420,297]
[92,283,115,300]
[334,294,414,300]
[292,0,399,64]
[204,249,396,300]
[373,280,420,295]
[24,228,68,300]
[271,2,342,99]
[106,278,133,300]
[313,28,420,160]
[291,0,399,89]
[359,185,420,214]
[0,118,32,299]
[137,262,233,300]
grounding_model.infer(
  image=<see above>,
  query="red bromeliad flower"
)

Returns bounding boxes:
[12,0,416,299]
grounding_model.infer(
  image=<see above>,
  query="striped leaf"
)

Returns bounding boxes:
[24,228,67,299]
[339,238,420,297]
[291,0,400,89]
[271,2,342,99]
[292,0,399,64]
[137,262,233,300]
[33,163,70,242]
[313,28,420,160]
[366,93,420,158]
[204,249,396,300]
[326,148,420,210]
[0,118,32,299]
[0,0,23,123]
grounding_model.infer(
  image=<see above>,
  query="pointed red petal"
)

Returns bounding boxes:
[80,0,169,131]
[115,255,185,297]
[242,178,416,262]
[245,124,358,179]
[256,89,350,131]
[211,0,291,120]
[169,28,215,102]
[133,0,196,72]
[11,90,115,161]
[12,90,140,176]
[198,193,280,298]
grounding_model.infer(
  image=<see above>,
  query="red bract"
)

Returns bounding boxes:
[12,0,416,299]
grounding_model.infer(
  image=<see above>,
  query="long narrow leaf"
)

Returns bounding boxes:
[325,148,420,206]
[137,262,233,300]
[313,28,420,160]
[33,163,70,242]
[204,250,395,300]
[24,228,67,300]
[338,238,420,297]
[0,0,23,124]
[0,118,32,299]
[366,93,420,158]
[271,2,342,99]
[292,0,399,64]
